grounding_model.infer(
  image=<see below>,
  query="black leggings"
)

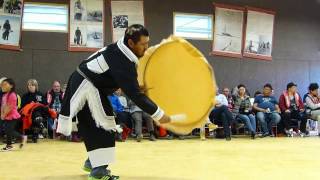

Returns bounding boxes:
[3,120,21,145]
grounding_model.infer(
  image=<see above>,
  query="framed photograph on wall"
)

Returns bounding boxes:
[212,4,245,58]
[68,0,105,52]
[0,0,23,50]
[243,7,275,60]
[110,0,144,42]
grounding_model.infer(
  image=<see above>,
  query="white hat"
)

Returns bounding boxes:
[0,77,7,84]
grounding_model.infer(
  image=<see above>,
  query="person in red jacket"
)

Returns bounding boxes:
[279,82,307,137]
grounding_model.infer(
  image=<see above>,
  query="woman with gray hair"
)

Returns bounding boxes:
[21,79,47,109]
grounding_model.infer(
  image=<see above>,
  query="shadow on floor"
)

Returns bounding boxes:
[120,176,193,180]
[34,175,87,180]
[33,175,191,180]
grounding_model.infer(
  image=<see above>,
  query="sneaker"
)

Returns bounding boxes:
[83,165,92,173]
[300,131,309,137]
[166,134,173,140]
[32,137,38,143]
[83,166,111,175]
[296,130,301,135]
[260,133,269,138]
[1,145,14,152]
[130,133,136,138]
[178,135,185,140]
[285,128,294,137]
[20,135,27,149]
[122,127,131,141]
[225,136,231,141]
[136,134,143,142]
[72,135,82,142]
[236,123,245,130]
[292,131,297,137]
[208,123,218,131]
[115,133,123,142]
[38,134,44,139]
[149,134,156,141]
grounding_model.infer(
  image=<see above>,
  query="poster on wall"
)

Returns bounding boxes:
[212,4,244,58]
[111,0,144,42]
[0,0,23,50]
[244,7,275,60]
[69,0,105,51]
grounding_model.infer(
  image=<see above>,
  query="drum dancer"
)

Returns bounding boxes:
[57,24,171,180]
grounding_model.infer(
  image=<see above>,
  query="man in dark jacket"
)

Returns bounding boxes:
[57,24,171,180]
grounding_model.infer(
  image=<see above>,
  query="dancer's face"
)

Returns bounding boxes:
[128,35,149,58]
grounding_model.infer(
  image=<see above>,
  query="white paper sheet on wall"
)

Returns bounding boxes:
[111,1,144,42]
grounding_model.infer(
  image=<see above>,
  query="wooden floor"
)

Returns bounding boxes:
[0,137,320,180]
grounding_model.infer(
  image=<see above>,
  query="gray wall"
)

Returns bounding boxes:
[0,0,319,97]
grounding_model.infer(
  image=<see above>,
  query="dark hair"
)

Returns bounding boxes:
[309,83,319,91]
[124,24,149,45]
[287,82,297,90]
[254,91,262,97]
[2,78,16,93]
[264,83,273,90]
[237,84,246,89]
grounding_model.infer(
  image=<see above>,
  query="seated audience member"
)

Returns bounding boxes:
[114,89,133,140]
[304,83,320,135]
[108,92,126,141]
[128,99,156,142]
[46,81,64,113]
[20,102,57,143]
[114,89,132,129]
[222,87,234,111]
[46,80,65,139]
[21,79,47,139]
[233,84,256,139]
[253,84,281,137]
[279,82,307,137]
[21,79,47,108]
[209,88,234,141]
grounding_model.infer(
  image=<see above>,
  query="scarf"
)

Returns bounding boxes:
[283,91,300,108]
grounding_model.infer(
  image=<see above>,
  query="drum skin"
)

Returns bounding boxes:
[138,36,217,135]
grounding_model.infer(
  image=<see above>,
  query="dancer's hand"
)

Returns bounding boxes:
[158,114,171,124]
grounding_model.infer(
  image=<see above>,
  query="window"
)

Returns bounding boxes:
[23,3,68,32]
[173,13,213,40]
